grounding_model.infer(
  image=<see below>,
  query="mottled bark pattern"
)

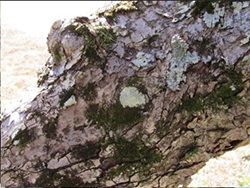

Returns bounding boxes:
[1,1,250,187]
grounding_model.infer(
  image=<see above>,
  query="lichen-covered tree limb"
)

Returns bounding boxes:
[1,1,250,187]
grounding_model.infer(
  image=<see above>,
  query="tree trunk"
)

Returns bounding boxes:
[1,1,250,187]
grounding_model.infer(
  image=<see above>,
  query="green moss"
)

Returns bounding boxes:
[35,169,89,187]
[147,34,159,47]
[179,142,198,159]
[179,68,245,114]
[51,42,63,63]
[182,147,199,160]
[96,27,116,49]
[105,136,162,180]
[125,75,147,95]
[35,169,57,187]
[82,27,101,63]
[60,21,116,63]
[191,1,214,17]
[82,82,97,101]
[57,170,84,187]
[193,37,215,56]
[62,126,70,135]
[42,119,57,139]
[85,102,145,132]
[155,119,170,138]
[71,142,101,160]
[179,94,204,113]
[12,128,36,147]
[125,74,143,87]
[218,1,233,8]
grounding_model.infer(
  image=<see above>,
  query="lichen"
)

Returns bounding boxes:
[203,3,225,28]
[63,95,77,109]
[232,1,249,14]
[240,31,250,46]
[119,86,146,108]
[59,88,75,107]
[131,52,156,67]
[167,34,199,91]
[98,1,138,21]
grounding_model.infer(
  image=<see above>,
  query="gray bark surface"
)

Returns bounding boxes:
[1,1,250,187]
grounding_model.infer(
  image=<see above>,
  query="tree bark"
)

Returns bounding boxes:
[1,1,250,187]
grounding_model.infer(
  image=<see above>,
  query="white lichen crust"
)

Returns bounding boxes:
[167,34,199,91]
[132,52,156,67]
[203,3,225,28]
[119,87,146,108]
[63,95,77,109]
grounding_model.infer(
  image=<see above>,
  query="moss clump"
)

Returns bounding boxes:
[125,75,148,94]
[179,68,245,114]
[182,147,199,160]
[191,1,214,17]
[96,27,116,49]
[81,26,102,63]
[42,119,57,139]
[82,82,97,101]
[179,94,204,113]
[51,42,63,63]
[12,128,36,147]
[35,169,88,187]
[193,37,215,56]
[105,136,162,180]
[85,102,145,132]
[155,119,170,138]
[125,74,143,87]
[147,34,159,47]
[61,21,116,63]
[179,142,198,159]
[62,126,70,135]
[35,169,57,187]
[71,142,101,160]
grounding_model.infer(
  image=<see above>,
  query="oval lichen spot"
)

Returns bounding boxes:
[119,87,146,108]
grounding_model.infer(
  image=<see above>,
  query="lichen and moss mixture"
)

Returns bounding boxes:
[1,1,250,187]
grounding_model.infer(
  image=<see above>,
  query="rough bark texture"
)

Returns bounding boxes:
[1,1,250,187]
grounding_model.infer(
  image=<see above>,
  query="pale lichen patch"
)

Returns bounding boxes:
[63,95,77,109]
[131,52,156,67]
[203,3,225,28]
[167,34,199,91]
[119,87,146,108]
[240,32,250,46]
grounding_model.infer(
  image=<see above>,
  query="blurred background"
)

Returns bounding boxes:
[1,1,250,187]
